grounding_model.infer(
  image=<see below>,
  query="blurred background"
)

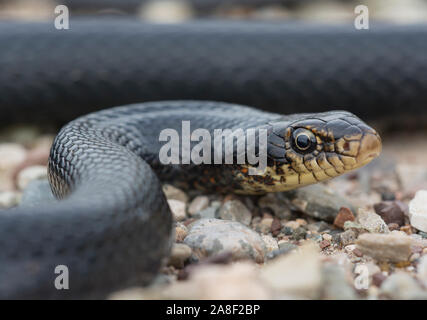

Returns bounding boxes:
[1,0,427,23]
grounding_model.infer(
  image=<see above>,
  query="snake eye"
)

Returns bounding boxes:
[293,129,316,153]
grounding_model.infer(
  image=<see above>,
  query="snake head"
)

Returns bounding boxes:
[237,111,381,193]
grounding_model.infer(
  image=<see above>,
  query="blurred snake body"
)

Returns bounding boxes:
[3,18,427,298]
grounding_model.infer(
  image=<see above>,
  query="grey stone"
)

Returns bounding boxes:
[258,193,292,219]
[282,226,293,236]
[292,227,307,240]
[356,233,412,262]
[184,218,266,263]
[356,209,389,233]
[198,206,218,219]
[188,195,210,216]
[284,184,357,222]
[339,230,357,246]
[219,200,252,226]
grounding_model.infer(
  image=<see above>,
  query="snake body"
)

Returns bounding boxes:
[0,101,381,299]
[1,20,427,125]
[0,19,422,298]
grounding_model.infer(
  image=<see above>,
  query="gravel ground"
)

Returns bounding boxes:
[1,0,427,301]
[1,127,427,300]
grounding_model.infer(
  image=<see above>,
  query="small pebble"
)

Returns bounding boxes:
[282,226,293,236]
[372,272,387,287]
[356,233,413,263]
[344,244,356,253]
[174,222,188,242]
[218,199,252,226]
[162,184,188,203]
[270,218,282,236]
[374,201,407,226]
[284,220,300,229]
[197,206,218,219]
[0,191,19,208]
[409,190,427,232]
[387,223,400,231]
[308,221,330,233]
[284,184,357,222]
[400,225,413,235]
[295,218,307,226]
[319,240,330,249]
[187,196,209,216]
[322,233,332,241]
[139,0,194,23]
[356,208,390,233]
[292,227,307,240]
[257,193,292,219]
[168,243,192,268]
[333,207,355,229]
[0,143,26,172]
[16,165,47,191]
[353,248,363,257]
[261,234,279,253]
[184,219,266,263]
[167,199,187,221]
[339,230,357,246]
[259,217,274,234]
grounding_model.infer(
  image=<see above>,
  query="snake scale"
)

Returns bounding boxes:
[0,18,424,299]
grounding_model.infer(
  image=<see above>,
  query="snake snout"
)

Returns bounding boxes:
[356,131,382,165]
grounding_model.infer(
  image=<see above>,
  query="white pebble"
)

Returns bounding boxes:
[261,234,279,253]
[409,190,427,232]
[0,143,26,171]
[322,233,332,241]
[167,199,187,221]
[0,191,20,208]
[17,165,47,191]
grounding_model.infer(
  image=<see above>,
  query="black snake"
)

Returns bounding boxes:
[1,18,425,299]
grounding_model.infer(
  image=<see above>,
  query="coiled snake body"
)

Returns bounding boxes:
[2,18,425,299]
